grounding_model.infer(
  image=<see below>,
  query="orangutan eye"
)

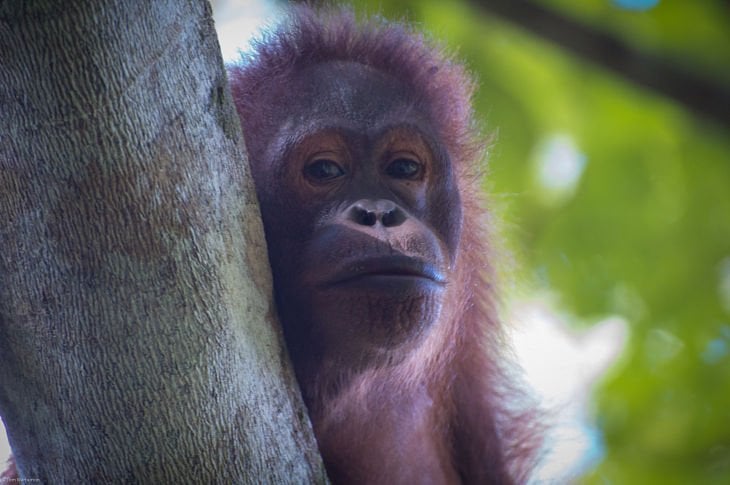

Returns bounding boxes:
[385,158,423,180]
[304,159,345,182]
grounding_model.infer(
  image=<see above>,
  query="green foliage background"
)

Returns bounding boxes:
[344,0,730,483]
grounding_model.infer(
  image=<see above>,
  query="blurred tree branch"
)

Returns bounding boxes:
[472,0,730,127]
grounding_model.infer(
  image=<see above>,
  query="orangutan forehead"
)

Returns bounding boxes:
[284,61,417,122]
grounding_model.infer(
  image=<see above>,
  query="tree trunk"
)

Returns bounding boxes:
[0,0,326,482]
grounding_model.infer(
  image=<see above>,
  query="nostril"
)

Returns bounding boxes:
[345,200,407,227]
[381,207,406,227]
[352,206,377,226]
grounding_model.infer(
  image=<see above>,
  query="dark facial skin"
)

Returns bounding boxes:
[251,61,463,388]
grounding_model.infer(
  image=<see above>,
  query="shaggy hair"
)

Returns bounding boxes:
[229,5,542,483]
[228,5,480,174]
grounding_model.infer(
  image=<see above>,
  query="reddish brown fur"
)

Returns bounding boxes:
[1,456,16,481]
[229,6,541,484]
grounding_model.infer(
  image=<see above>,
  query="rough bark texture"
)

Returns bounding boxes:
[0,0,325,482]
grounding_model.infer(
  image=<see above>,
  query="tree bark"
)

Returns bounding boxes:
[0,0,325,482]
